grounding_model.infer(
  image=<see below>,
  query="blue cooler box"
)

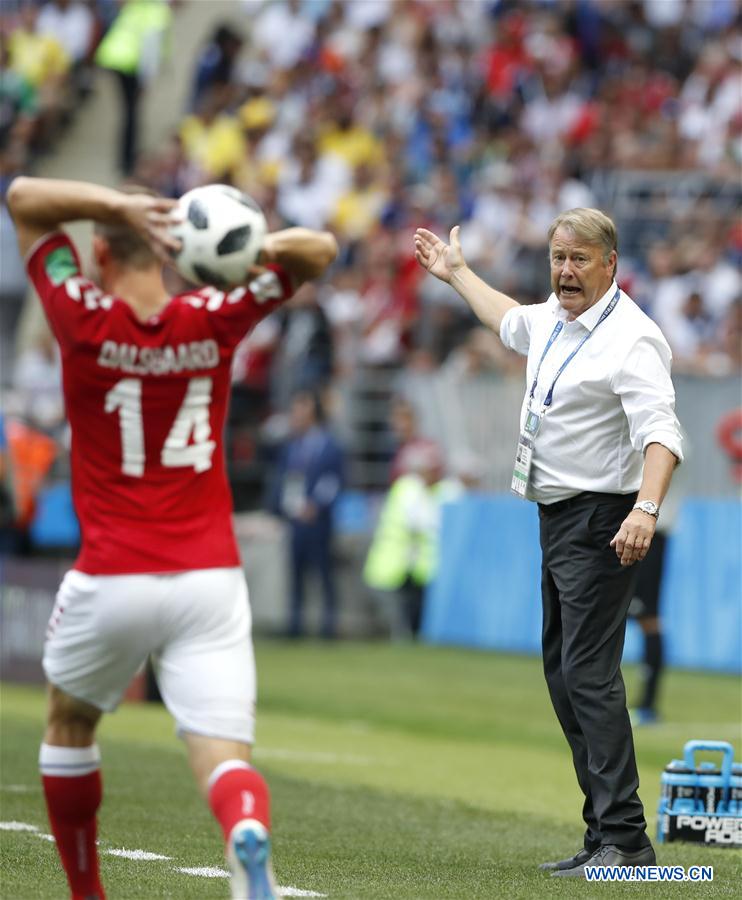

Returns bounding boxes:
[658,740,742,847]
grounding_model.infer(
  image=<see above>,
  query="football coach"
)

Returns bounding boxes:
[414,208,682,877]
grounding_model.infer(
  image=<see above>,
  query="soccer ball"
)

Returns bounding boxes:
[170,184,267,289]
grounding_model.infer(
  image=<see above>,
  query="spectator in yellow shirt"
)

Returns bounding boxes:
[233,96,283,196]
[319,106,384,171]
[8,5,70,90]
[7,4,71,150]
[179,87,246,183]
[331,162,388,242]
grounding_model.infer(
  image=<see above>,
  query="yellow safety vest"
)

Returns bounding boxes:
[95,0,171,76]
[363,475,439,590]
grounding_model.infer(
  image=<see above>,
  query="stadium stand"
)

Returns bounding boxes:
[137,0,740,497]
[1,0,740,544]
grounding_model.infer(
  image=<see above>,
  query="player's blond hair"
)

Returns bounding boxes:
[547,208,618,276]
[94,184,160,270]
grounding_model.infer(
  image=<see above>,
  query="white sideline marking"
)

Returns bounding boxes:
[2,784,35,793]
[2,822,327,895]
[108,848,171,861]
[280,889,327,897]
[0,821,38,832]
[174,866,228,878]
[172,868,326,897]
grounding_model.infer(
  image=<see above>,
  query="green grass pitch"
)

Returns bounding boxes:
[1,641,740,898]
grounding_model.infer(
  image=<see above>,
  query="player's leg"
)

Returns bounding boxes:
[41,570,163,899]
[635,616,663,717]
[154,567,276,899]
[40,685,105,900]
[184,734,275,900]
[628,532,666,723]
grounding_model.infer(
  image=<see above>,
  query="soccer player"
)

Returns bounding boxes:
[7,176,338,900]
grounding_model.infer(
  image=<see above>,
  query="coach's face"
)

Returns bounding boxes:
[549,227,616,321]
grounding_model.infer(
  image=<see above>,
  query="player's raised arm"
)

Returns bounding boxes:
[414,225,520,334]
[6,176,181,261]
[259,227,338,288]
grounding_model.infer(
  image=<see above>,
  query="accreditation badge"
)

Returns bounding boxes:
[510,433,534,498]
[511,407,541,498]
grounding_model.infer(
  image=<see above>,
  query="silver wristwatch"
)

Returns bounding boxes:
[633,500,660,520]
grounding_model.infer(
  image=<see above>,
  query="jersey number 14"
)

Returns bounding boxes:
[104,377,216,477]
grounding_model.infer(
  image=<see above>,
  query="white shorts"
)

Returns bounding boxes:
[43,567,256,743]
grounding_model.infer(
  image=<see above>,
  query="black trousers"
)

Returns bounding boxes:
[114,70,140,176]
[288,522,337,639]
[538,491,650,851]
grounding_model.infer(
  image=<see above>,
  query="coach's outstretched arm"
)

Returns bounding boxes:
[7,176,180,260]
[414,226,519,334]
[260,227,338,287]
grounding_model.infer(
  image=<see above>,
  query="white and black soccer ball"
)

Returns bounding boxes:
[170,184,267,289]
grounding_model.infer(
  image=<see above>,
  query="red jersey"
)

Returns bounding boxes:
[26,232,293,575]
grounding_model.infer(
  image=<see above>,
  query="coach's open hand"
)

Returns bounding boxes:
[414,226,465,283]
[610,509,656,567]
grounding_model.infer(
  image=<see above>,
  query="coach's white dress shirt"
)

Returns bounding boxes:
[500,281,683,504]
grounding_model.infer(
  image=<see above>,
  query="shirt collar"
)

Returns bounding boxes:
[548,281,619,332]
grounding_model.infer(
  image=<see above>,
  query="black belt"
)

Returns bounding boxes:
[538,491,636,516]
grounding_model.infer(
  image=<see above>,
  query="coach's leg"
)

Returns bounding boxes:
[541,569,601,851]
[539,508,600,853]
[40,684,105,900]
[556,497,649,850]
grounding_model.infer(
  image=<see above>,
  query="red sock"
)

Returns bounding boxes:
[39,743,105,900]
[207,760,271,840]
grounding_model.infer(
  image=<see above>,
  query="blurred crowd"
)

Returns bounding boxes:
[1,0,115,180]
[129,0,741,383]
[1,0,741,555]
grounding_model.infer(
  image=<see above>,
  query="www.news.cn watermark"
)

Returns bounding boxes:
[585,865,714,882]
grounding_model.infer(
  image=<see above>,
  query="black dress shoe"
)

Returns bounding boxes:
[538,847,594,871]
[551,843,656,878]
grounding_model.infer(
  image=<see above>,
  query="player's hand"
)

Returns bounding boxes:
[118,194,183,261]
[414,225,466,283]
[610,510,656,567]
[259,233,276,264]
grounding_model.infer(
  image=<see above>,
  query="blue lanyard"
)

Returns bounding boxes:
[528,287,620,409]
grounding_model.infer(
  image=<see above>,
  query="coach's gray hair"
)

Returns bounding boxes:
[548,208,618,274]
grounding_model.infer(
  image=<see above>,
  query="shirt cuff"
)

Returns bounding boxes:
[642,432,684,464]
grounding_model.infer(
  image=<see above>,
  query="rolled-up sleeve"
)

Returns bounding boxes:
[612,334,684,463]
